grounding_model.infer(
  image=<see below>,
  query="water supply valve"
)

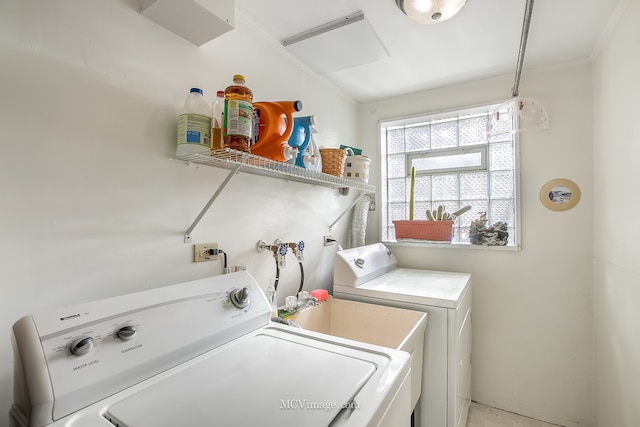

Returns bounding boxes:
[288,241,305,262]
[275,241,288,269]
[257,239,288,268]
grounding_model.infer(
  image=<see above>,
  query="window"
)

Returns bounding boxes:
[380,104,519,246]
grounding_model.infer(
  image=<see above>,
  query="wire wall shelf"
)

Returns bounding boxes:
[173,149,375,242]
[174,149,376,193]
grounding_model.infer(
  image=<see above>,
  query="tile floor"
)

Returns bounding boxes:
[467,402,565,427]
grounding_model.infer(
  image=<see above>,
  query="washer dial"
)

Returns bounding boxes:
[116,325,138,341]
[229,286,251,309]
[69,336,96,356]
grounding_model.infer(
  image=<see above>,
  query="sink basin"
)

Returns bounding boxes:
[290,296,427,410]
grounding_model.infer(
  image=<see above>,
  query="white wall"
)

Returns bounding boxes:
[3,1,636,426]
[592,0,640,425]
[358,65,594,426]
[0,0,361,421]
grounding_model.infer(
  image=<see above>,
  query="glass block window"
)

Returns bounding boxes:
[380,104,518,246]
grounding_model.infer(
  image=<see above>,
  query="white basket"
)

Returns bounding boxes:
[343,155,371,183]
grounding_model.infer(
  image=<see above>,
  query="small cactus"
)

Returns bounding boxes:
[426,204,472,221]
[451,205,472,218]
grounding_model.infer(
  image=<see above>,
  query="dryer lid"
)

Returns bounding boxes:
[337,268,471,309]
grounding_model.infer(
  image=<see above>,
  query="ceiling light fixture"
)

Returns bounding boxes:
[395,0,469,24]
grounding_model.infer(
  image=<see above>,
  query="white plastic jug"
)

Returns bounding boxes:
[176,88,212,156]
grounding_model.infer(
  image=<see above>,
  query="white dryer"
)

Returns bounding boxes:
[10,271,411,427]
[333,243,472,427]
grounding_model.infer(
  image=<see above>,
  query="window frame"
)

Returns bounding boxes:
[378,102,521,249]
[407,145,488,175]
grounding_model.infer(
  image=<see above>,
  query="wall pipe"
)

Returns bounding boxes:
[512,0,535,97]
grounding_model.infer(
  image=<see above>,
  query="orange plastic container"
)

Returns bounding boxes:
[252,101,302,162]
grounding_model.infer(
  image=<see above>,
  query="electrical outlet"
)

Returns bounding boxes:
[193,243,218,262]
[324,236,335,246]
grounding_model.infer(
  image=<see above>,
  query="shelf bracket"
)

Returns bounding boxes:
[329,192,374,230]
[176,149,375,242]
[184,162,244,243]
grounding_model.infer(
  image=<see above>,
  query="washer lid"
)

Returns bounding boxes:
[339,268,471,309]
[105,333,376,426]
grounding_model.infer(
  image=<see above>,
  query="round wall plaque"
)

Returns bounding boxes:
[539,178,581,211]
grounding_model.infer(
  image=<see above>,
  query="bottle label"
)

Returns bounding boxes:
[224,100,253,139]
[177,113,211,147]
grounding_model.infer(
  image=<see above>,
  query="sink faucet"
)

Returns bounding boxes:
[294,296,318,312]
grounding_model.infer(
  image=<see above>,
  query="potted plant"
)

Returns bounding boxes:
[393,204,471,241]
[393,167,471,241]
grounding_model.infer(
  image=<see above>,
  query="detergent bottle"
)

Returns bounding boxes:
[288,115,318,168]
[251,101,302,162]
[306,134,322,172]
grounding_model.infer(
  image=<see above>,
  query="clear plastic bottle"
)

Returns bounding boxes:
[266,285,278,317]
[176,88,212,156]
[211,90,225,152]
[223,75,253,152]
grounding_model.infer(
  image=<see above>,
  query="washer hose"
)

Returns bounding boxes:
[273,262,280,291]
[297,262,304,294]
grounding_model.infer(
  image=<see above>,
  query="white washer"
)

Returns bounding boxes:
[333,243,472,427]
[10,271,411,427]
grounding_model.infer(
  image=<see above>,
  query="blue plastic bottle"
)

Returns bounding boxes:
[288,116,317,168]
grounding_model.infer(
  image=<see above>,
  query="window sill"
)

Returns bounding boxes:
[382,240,521,251]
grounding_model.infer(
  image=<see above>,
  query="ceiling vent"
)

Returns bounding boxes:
[282,11,389,75]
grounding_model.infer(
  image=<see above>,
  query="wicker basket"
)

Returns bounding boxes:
[393,220,453,241]
[319,148,348,177]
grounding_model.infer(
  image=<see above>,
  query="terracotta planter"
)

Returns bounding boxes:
[393,220,453,241]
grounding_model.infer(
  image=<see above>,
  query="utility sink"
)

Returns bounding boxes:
[290,296,427,411]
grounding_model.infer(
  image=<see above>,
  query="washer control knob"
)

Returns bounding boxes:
[354,258,365,268]
[116,325,138,341]
[229,286,251,309]
[69,336,96,356]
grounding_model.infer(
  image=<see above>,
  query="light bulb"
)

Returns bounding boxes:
[397,0,468,24]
